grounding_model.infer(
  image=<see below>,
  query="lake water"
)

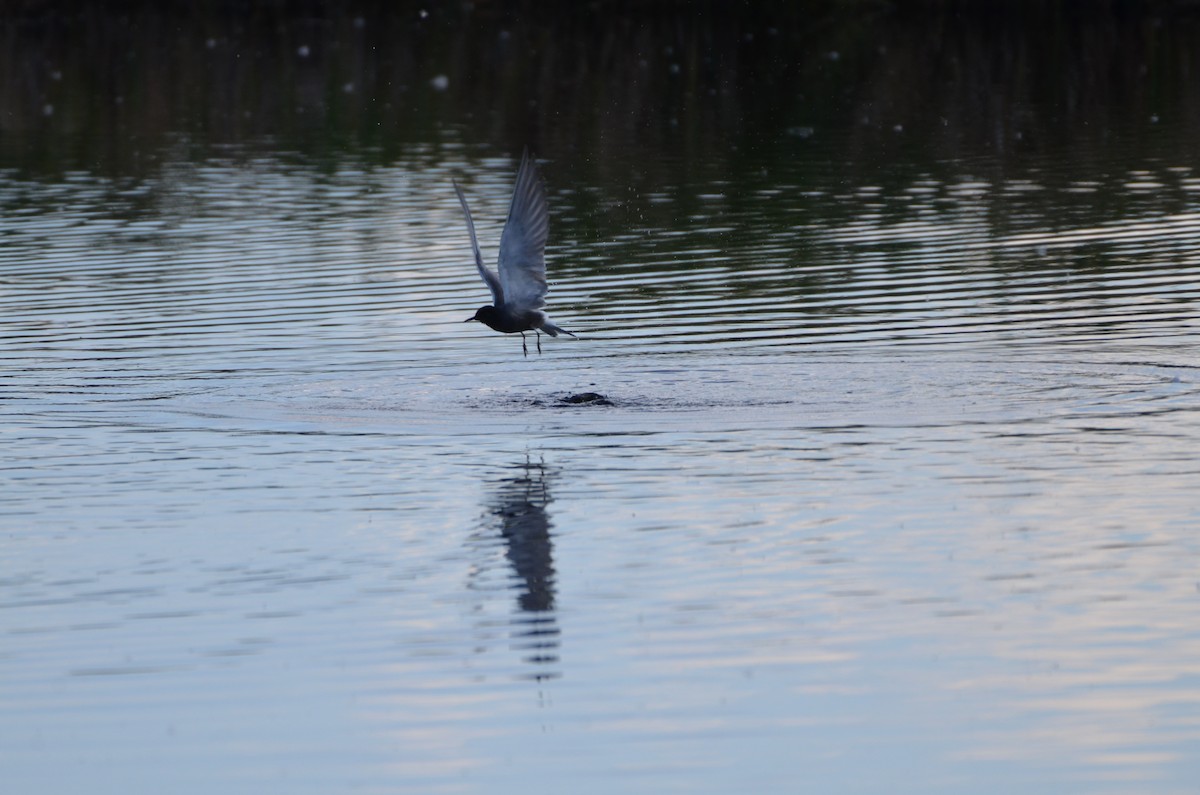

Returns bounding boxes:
[3,5,1200,794]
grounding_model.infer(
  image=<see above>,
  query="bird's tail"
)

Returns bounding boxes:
[539,321,577,339]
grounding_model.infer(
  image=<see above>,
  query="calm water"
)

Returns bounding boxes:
[4,5,1200,794]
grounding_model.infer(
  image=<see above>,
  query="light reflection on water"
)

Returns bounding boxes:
[2,140,1199,794]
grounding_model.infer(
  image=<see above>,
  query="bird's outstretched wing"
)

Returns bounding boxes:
[453,179,503,305]
[497,149,550,312]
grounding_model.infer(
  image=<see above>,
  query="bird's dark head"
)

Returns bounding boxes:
[464,305,498,325]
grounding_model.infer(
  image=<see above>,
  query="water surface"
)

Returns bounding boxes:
[3,5,1200,794]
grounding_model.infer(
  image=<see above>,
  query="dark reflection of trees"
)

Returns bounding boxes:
[475,457,560,680]
[5,1,1200,179]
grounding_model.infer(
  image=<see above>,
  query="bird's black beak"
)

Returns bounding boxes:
[463,316,476,323]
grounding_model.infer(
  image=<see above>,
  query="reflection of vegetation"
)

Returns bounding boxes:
[0,3,1193,350]
[4,0,1198,312]
[3,1,1199,181]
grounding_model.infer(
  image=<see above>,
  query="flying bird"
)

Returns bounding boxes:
[453,150,576,356]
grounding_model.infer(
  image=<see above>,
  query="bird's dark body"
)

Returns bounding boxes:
[467,305,568,355]
[470,305,556,336]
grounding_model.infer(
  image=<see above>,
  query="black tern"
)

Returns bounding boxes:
[454,149,576,356]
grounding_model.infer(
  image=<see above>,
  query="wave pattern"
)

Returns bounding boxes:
[2,151,1199,406]
[3,146,1200,795]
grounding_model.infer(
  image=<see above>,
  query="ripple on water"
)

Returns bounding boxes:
[2,145,1200,795]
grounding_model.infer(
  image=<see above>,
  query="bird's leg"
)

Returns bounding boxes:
[521,332,528,357]
[536,330,542,354]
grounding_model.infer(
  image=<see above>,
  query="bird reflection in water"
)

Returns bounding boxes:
[468,457,560,681]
